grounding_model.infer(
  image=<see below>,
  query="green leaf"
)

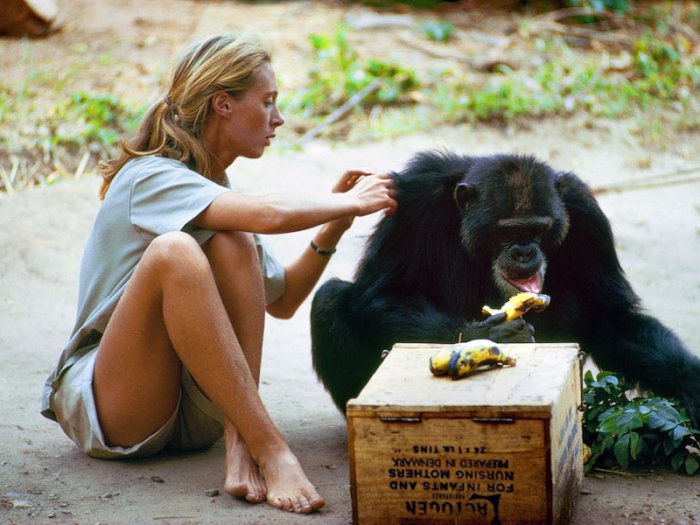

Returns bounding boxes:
[654,400,683,424]
[647,411,667,430]
[615,410,644,432]
[629,432,643,460]
[599,411,624,433]
[663,437,675,456]
[671,451,685,472]
[601,434,615,452]
[685,456,699,476]
[671,425,691,447]
[613,434,631,469]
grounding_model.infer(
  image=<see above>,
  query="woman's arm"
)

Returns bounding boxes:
[265,221,348,319]
[266,170,388,319]
[193,172,395,234]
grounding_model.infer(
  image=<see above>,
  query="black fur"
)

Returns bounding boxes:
[310,151,700,425]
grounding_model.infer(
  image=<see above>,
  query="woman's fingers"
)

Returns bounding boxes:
[333,169,370,193]
[350,173,397,216]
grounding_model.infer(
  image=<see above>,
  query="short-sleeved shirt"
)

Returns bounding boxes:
[41,156,286,421]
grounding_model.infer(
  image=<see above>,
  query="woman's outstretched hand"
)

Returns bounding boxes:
[327,170,396,232]
[338,170,397,216]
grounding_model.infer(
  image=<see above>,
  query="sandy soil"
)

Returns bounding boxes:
[1,1,700,524]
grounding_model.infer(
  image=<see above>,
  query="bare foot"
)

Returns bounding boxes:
[224,427,267,503]
[258,447,325,514]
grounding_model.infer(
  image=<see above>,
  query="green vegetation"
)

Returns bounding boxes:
[433,34,699,124]
[421,19,455,42]
[279,5,700,142]
[354,0,447,7]
[565,0,632,14]
[50,91,142,153]
[281,24,419,119]
[582,370,700,475]
[2,1,699,190]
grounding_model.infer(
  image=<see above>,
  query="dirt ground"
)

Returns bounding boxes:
[1,1,700,524]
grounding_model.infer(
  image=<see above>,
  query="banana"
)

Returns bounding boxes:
[448,340,516,380]
[428,346,456,376]
[481,292,551,322]
[428,339,517,379]
[582,443,592,465]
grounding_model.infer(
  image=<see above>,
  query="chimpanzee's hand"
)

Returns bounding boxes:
[471,312,535,343]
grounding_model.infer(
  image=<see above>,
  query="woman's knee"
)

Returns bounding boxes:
[205,231,259,266]
[146,232,210,280]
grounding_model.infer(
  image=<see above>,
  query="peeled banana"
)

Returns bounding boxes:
[481,292,551,322]
[428,339,516,380]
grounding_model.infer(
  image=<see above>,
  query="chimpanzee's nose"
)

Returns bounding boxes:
[510,243,536,263]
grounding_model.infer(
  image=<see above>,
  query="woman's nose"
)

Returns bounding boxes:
[272,105,285,127]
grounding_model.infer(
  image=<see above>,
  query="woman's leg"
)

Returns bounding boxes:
[202,232,267,502]
[93,231,324,513]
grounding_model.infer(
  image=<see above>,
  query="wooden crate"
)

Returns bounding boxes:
[347,343,583,525]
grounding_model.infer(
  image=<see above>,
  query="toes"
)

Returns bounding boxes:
[292,497,307,513]
[269,496,294,512]
[246,478,267,503]
[245,491,265,504]
[226,482,249,499]
[269,494,323,514]
[309,494,325,511]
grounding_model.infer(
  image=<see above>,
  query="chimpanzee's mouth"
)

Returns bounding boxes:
[505,272,544,294]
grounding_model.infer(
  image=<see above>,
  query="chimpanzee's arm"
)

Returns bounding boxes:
[553,172,700,425]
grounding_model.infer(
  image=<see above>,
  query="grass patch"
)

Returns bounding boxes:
[280,8,699,143]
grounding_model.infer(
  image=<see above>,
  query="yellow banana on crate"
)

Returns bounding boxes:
[428,346,456,376]
[428,339,517,380]
[481,292,551,322]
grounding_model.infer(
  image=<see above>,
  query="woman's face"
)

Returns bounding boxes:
[218,62,285,161]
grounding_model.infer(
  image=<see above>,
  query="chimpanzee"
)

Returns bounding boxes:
[310,151,700,426]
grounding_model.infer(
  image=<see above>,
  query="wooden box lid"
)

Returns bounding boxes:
[347,343,581,419]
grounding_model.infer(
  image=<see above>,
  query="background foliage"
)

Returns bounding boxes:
[2,1,699,190]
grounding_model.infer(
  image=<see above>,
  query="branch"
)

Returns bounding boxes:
[592,165,700,195]
[299,79,382,144]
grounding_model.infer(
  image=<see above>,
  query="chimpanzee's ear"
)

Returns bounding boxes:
[454,182,478,209]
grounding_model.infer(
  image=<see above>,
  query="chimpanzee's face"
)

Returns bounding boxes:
[453,155,570,298]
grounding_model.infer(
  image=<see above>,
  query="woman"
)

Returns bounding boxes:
[40,33,396,514]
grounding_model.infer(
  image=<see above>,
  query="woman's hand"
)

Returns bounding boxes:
[328,170,366,232]
[331,169,369,194]
[327,170,395,232]
[348,171,396,217]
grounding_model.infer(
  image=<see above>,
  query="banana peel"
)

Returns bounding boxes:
[482,292,551,322]
[429,339,516,380]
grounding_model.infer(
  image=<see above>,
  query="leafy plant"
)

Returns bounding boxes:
[50,91,142,152]
[583,370,700,475]
[421,19,455,42]
[353,0,446,7]
[282,24,419,120]
[564,0,632,14]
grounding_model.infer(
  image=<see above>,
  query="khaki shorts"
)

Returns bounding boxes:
[52,345,225,459]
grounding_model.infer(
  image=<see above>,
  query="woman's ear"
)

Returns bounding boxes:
[211,92,233,118]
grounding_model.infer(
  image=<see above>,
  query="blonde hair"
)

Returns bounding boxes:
[99,33,271,199]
